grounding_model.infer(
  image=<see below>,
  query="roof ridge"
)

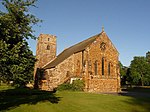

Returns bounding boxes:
[43,32,102,69]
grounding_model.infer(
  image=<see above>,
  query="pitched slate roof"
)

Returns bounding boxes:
[43,33,101,69]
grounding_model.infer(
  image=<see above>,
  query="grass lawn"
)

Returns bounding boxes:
[0,85,150,112]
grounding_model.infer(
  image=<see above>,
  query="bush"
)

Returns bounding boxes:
[72,80,85,91]
[57,80,84,91]
[57,83,73,91]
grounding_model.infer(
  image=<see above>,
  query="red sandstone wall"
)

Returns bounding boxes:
[88,79,119,92]
[44,52,83,90]
[83,32,120,92]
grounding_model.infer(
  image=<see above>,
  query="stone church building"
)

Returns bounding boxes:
[34,28,120,93]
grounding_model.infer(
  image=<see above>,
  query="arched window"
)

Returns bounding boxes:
[94,60,98,75]
[88,60,92,71]
[108,62,111,76]
[47,45,50,50]
[102,57,104,75]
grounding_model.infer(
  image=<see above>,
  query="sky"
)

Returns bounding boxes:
[1,0,150,66]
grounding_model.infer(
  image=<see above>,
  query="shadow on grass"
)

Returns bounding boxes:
[119,87,150,112]
[0,87,61,111]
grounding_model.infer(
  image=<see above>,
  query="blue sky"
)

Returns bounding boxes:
[1,0,150,66]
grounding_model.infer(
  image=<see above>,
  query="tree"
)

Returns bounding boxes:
[0,0,40,87]
[119,61,126,77]
[119,61,127,85]
[119,61,132,85]
[146,51,150,63]
[130,56,150,86]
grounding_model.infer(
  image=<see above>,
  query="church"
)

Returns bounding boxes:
[34,28,120,93]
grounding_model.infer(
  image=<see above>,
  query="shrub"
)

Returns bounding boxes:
[57,80,84,91]
[71,80,85,91]
[57,83,73,91]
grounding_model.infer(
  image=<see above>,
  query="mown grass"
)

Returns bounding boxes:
[0,85,150,112]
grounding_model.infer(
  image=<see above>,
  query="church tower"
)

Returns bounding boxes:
[34,34,56,89]
[35,34,57,69]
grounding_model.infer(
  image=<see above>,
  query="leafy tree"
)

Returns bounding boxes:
[119,61,127,85]
[119,61,126,77]
[119,61,132,85]
[146,51,150,63]
[0,0,40,87]
[130,56,150,86]
[125,68,132,85]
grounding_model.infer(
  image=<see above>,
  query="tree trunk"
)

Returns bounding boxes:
[141,74,144,86]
